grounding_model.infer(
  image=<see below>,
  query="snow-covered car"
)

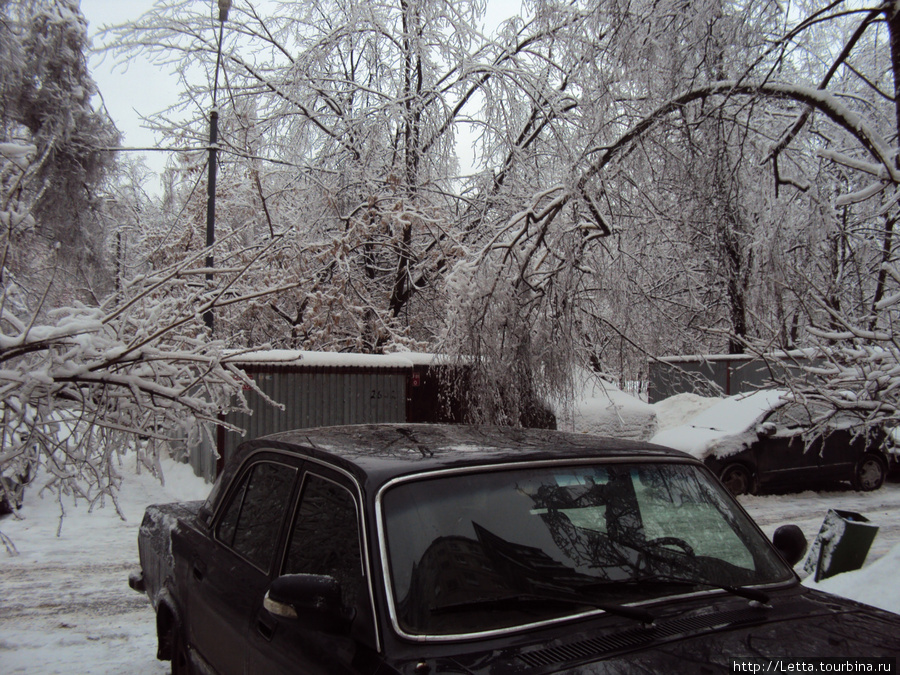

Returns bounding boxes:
[650,390,890,495]
[129,424,900,674]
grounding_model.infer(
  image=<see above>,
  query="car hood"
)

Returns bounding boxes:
[649,425,732,460]
[410,588,899,674]
[649,424,763,462]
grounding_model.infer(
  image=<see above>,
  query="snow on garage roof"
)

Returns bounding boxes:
[223,349,444,369]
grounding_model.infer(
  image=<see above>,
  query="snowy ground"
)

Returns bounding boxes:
[0,456,210,675]
[1,449,899,673]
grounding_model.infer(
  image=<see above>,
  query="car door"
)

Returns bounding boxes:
[186,454,299,675]
[246,465,382,675]
[817,412,869,482]
[755,402,824,490]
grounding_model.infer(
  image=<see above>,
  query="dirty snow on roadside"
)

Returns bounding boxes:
[1,437,899,673]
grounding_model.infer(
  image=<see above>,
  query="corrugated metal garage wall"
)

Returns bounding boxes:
[180,354,558,481]
[218,365,409,466]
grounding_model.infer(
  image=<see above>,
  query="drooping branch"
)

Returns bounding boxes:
[764,8,882,166]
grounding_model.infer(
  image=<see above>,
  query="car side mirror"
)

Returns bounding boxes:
[264,573,355,633]
[757,422,777,438]
[772,524,808,567]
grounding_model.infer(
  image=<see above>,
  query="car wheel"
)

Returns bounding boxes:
[852,454,886,491]
[171,626,192,675]
[720,463,754,496]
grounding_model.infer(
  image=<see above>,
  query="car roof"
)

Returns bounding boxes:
[234,423,695,489]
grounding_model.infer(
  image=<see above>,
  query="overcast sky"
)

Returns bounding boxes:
[81,0,183,186]
[79,0,522,191]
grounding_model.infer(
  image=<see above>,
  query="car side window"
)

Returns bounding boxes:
[284,473,364,606]
[770,402,830,431]
[770,403,809,429]
[216,461,297,571]
[830,410,863,430]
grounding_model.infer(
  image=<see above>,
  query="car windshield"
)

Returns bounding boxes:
[380,461,793,638]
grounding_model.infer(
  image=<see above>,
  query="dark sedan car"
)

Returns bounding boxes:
[130,424,899,674]
[651,390,891,495]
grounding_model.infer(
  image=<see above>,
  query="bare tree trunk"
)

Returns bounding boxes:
[886,6,900,155]
[869,6,900,334]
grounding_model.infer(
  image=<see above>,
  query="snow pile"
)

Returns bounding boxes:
[803,542,900,615]
[556,369,658,440]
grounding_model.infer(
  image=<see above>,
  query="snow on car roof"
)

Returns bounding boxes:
[554,368,657,441]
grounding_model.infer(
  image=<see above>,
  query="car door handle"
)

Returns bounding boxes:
[257,612,277,641]
[192,560,206,582]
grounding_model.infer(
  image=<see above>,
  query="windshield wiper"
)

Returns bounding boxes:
[431,590,655,624]
[706,582,770,603]
[646,575,770,604]
[579,575,770,604]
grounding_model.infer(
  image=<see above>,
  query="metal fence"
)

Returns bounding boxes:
[181,351,555,482]
[647,352,819,403]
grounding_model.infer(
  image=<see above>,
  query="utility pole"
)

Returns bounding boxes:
[204,0,231,332]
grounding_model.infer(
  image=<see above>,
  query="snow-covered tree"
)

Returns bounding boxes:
[92,0,900,431]
[1,0,120,313]
[558,1,900,431]
[0,2,304,548]
[92,0,612,424]
[0,236,305,552]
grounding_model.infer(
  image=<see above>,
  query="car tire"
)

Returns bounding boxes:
[720,463,754,496]
[852,454,886,491]
[170,626,192,675]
